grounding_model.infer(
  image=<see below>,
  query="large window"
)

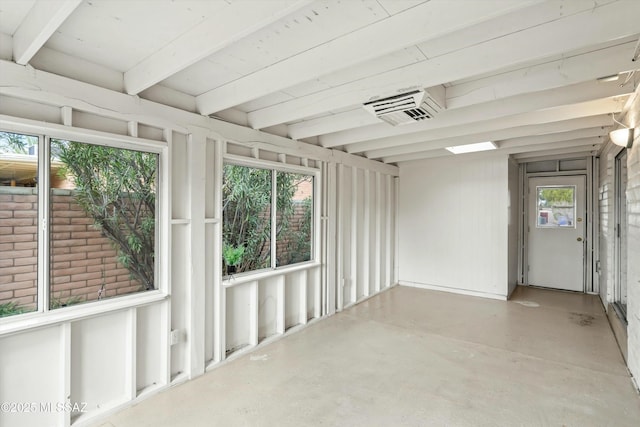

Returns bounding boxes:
[222,164,314,276]
[0,131,160,318]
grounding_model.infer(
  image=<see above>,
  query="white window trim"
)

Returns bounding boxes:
[222,154,321,282]
[0,116,170,334]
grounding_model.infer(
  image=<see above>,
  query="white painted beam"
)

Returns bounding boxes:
[288,19,638,140]
[124,1,311,95]
[358,115,614,157]
[248,0,640,130]
[386,136,603,164]
[367,124,610,160]
[197,0,538,115]
[13,0,82,65]
[446,39,639,110]
[328,79,631,150]
[289,109,380,141]
[0,60,398,176]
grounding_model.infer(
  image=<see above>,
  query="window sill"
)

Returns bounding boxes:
[0,291,168,337]
[223,262,320,288]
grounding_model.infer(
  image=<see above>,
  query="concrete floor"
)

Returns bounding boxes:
[98,285,640,427]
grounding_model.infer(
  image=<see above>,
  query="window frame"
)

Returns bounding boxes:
[222,154,320,280]
[0,119,169,334]
[535,184,577,229]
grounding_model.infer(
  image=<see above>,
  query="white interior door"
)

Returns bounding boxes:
[527,175,586,292]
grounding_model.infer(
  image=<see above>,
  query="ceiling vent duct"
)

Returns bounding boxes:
[363,88,445,126]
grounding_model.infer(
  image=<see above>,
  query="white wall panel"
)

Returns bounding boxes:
[225,284,252,354]
[0,326,63,427]
[70,311,129,422]
[136,303,165,394]
[258,277,280,341]
[398,153,510,298]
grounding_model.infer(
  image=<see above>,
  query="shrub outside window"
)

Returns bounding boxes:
[222,164,314,276]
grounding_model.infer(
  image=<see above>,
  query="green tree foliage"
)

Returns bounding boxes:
[539,188,574,207]
[222,165,312,275]
[0,131,37,154]
[53,140,157,290]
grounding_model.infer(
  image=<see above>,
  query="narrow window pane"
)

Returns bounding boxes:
[0,131,39,317]
[276,172,313,267]
[222,164,271,275]
[49,139,157,308]
[536,186,576,228]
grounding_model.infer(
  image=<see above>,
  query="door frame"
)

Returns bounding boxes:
[614,148,628,320]
[519,157,595,293]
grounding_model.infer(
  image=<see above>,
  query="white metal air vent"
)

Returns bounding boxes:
[363,88,445,126]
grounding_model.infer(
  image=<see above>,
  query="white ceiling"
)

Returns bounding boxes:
[0,0,638,164]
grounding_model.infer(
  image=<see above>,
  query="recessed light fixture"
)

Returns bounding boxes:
[445,141,497,154]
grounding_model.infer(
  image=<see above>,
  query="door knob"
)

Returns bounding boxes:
[577,237,583,242]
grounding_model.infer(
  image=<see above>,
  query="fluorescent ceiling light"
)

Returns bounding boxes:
[445,141,497,154]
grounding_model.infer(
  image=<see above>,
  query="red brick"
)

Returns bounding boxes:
[13,226,38,235]
[87,250,118,259]
[51,252,86,262]
[87,238,109,245]
[87,276,117,287]
[52,261,70,269]
[52,239,87,248]
[87,263,115,273]
[72,231,102,239]
[51,247,70,255]
[0,195,12,202]
[0,259,13,268]
[0,227,12,235]
[12,295,37,306]
[14,272,37,281]
[51,202,71,211]
[51,275,71,284]
[70,217,94,225]
[51,281,82,292]
[71,271,101,281]
[53,210,86,218]
[70,244,101,254]
[0,275,12,285]
[13,210,37,218]
[51,225,85,232]
[0,243,14,251]
[13,287,37,297]
[71,284,103,296]
[13,241,37,251]
[3,249,33,259]
[0,210,12,219]
[6,280,36,290]
[14,257,37,267]
[0,218,35,227]
[51,232,71,240]
[70,258,101,267]
[1,202,32,210]
[51,217,71,225]
[0,265,35,276]
[0,290,13,299]
[0,234,35,243]
[12,195,37,203]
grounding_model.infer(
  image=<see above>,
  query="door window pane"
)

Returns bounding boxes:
[0,131,39,317]
[49,139,157,308]
[222,164,272,275]
[536,186,576,228]
[276,172,313,267]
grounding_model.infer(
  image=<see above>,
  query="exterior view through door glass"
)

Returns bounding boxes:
[527,175,586,292]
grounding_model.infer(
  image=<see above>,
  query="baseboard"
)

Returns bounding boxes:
[398,281,508,301]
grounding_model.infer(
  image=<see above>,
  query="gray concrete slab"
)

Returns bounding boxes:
[98,285,640,427]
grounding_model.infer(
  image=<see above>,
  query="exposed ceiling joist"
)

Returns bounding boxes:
[124,0,312,95]
[350,115,614,155]
[322,79,631,149]
[196,0,539,116]
[290,41,636,140]
[12,0,82,65]
[385,136,603,164]
[366,126,609,160]
[248,0,640,130]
